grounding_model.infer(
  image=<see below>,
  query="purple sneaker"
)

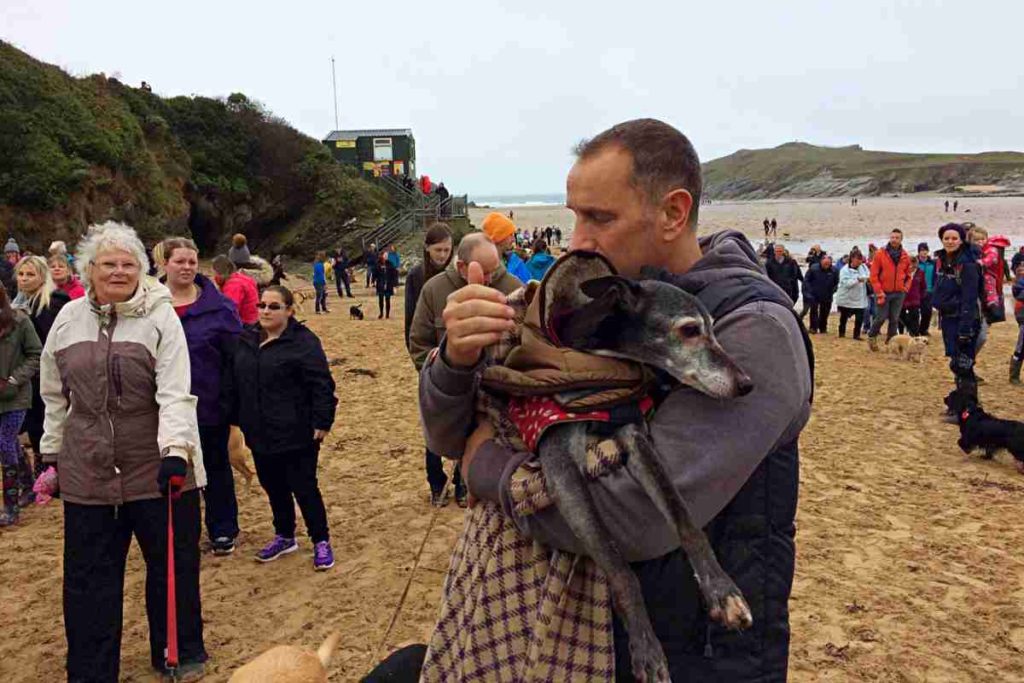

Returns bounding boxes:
[313,541,335,571]
[255,535,297,562]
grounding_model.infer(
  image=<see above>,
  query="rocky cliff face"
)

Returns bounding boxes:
[0,41,389,257]
[702,142,1024,199]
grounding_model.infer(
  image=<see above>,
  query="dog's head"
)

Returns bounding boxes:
[944,382,981,423]
[552,274,753,399]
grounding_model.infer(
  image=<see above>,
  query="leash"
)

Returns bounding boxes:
[165,475,185,677]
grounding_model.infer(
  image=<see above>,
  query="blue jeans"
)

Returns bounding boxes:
[314,283,328,312]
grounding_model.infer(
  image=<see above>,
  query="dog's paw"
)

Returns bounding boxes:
[627,626,670,683]
[705,580,753,631]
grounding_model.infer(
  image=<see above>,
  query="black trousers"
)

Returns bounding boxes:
[335,271,352,298]
[253,443,329,543]
[425,448,463,495]
[199,424,238,542]
[919,292,934,332]
[809,300,832,332]
[899,306,921,336]
[838,307,865,338]
[378,292,392,318]
[64,491,206,682]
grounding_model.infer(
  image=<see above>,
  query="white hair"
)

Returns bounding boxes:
[75,221,151,289]
[48,240,67,255]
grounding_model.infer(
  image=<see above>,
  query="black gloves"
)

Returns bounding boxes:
[157,456,188,498]
[952,335,975,377]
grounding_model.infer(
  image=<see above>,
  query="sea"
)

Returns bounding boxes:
[471,193,565,208]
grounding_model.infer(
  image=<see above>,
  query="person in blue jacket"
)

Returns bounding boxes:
[932,223,982,384]
[162,237,243,555]
[916,242,936,335]
[312,250,329,314]
[803,254,839,333]
[525,239,556,281]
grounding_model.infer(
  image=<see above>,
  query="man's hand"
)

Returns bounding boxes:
[442,262,516,368]
[460,420,496,508]
[876,293,886,306]
[314,429,329,442]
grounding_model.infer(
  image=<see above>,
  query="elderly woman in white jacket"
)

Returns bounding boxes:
[835,251,871,340]
[40,221,207,681]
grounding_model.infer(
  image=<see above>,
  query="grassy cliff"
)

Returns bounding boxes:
[0,41,389,256]
[702,142,1024,199]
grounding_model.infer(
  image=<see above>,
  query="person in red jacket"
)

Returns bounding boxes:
[212,255,259,324]
[867,228,913,350]
[898,258,927,336]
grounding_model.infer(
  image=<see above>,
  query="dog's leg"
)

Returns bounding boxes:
[616,423,753,631]
[540,424,669,683]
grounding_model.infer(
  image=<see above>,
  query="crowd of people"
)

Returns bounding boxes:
[763,225,1024,387]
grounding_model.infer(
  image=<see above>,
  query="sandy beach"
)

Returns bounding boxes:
[472,196,1024,257]
[2,239,1024,681]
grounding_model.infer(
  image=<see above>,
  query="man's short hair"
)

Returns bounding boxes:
[211,255,236,278]
[891,228,904,235]
[457,232,497,264]
[575,118,703,227]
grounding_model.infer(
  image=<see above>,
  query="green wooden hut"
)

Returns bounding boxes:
[323,128,416,179]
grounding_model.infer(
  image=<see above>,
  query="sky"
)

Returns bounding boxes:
[3,0,1022,196]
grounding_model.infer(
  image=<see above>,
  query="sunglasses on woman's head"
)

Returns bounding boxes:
[256,302,287,311]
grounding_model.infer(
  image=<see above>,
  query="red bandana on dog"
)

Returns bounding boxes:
[509,395,656,453]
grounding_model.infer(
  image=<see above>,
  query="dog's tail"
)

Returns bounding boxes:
[317,632,342,668]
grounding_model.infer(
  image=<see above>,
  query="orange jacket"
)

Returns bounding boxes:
[870,247,912,294]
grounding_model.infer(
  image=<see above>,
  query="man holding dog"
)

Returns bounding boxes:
[408,232,521,507]
[418,119,812,680]
[867,228,913,350]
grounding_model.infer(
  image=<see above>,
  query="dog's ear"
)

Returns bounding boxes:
[580,276,638,308]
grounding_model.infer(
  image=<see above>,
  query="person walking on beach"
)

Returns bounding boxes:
[419,119,811,681]
[333,249,353,298]
[212,255,259,325]
[163,237,243,556]
[312,250,330,314]
[954,200,959,212]
[482,212,530,284]
[407,233,520,507]
[0,284,41,526]
[375,251,398,319]
[365,243,378,288]
[12,255,68,477]
[916,243,936,335]
[41,222,208,680]
[836,251,870,339]
[1011,262,1024,384]
[770,217,778,237]
[763,217,770,237]
[404,223,453,351]
[230,285,338,570]
[933,223,982,384]
[765,243,802,303]
[804,254,839,333]
[867,229,913,350]
[898,257,926,336]
[945,200,950,212]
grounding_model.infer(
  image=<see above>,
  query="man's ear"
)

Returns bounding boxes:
[660,188,694,241]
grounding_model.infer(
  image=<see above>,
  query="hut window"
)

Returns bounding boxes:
[373,138,394,161]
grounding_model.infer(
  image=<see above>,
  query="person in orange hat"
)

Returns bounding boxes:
[481,212,530,284]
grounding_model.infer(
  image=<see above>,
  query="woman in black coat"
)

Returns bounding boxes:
[230,285,338,571]
[13,255,69,473]
[404,222,453,351]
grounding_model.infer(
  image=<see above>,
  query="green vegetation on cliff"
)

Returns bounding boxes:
[703,142,1024,199]
[0,41,388,256]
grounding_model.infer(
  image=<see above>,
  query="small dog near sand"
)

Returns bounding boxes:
[229,632,340,682]
[349,303,364,320]
[944,386,1024,472]
[886,334,929,362]
[481,252,754,681]
[227,426,255,491]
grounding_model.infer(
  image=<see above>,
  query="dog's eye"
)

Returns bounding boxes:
[679,323,701,339]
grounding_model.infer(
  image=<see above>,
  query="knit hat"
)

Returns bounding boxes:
[938,223,966,242]
[482,212,516,243]
[4,238,19,253]
[917,242,929,252]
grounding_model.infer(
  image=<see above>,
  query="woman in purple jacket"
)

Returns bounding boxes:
[162,237,244,555]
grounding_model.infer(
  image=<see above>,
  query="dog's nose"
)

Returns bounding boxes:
[736,374,754,397]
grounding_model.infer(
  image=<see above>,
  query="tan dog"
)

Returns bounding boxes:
[886,334,928,362]
[228,426,255,491]
[229,632,340,682]
[904,336,929,363]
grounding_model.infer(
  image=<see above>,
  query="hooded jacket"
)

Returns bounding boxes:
[836,263,870,309]
[525,252,556,281]
[903,268,927,308]
[420,230,812,680]
[407,262,522,371]
[870,246,912,294]
[230,317,337,455]
[177,274,242,426]
[979,236,1011,313]
[220,271,259,324]
[0,311,42,414]
[39,277,205,505]
[803,262,839,303]
[932,245,982,337]
[764,255,801,302]
[505,251,532,285]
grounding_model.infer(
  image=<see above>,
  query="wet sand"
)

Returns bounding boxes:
[2,264,1024,681]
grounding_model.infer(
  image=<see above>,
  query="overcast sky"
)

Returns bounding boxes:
[3,0,1021,196]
